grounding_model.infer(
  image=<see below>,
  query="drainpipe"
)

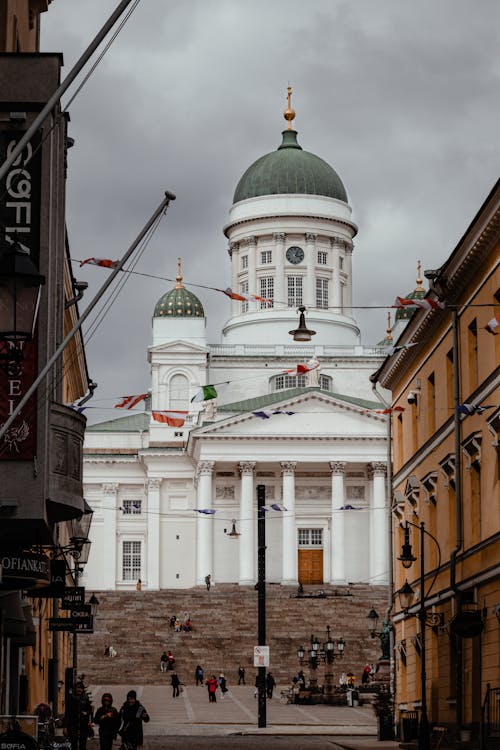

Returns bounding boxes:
[450,307,464,726]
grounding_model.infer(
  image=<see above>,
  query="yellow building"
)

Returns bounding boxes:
[373,180,499,740]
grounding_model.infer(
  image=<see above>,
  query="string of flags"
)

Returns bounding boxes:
[80,257,120,269]
[456,403,496,416]
[191,383,229,403]
[283,361,319,376]
[219,287,272,306]
[368,406,405,414]
[151,410,188,426]
[393,296,445,311]
[260,503,288,511]
[115,393,149,409]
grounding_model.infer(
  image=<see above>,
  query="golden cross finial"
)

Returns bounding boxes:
[385,312,393,342]
[415,260,424,292]
[284,84,296,130]
[176,257,183,288]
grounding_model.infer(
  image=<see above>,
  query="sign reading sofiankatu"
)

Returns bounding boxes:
[0,552,50,587]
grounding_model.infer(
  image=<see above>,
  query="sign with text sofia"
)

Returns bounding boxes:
[0,552,50,586]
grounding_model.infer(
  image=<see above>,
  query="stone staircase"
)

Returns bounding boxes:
[78,584,388,686]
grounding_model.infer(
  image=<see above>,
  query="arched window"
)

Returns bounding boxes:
[271,374,332,392]
[169,374,189,411]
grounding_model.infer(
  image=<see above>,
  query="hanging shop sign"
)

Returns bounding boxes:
[49,615,93,633]
[33,560,67,598]
[61,586,85,608]
[0,552,50,589]
[449,610,484,638]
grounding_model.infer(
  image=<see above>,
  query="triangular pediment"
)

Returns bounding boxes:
[189,390,387,441]
[148,339,208,356]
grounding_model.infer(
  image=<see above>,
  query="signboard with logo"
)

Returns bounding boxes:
[61,586,85,609]
[33,560,67,598]
[49,615,93,633]
[0,131,42,462]
[253,645,270,667]
[0,552,50,588]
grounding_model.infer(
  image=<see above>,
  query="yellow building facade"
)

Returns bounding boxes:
[374,180,499,737]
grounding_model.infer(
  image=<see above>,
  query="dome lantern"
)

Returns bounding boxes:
[153,258,205,318]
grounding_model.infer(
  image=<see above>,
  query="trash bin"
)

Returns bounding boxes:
[400,712,419,741]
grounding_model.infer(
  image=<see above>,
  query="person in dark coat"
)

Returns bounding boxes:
[195,665,204,685]
[238,666,246,685]
[93,693,120,750]
[171,671,180,698]
[119,690,149,750]
[266,672,276,699]
[64,682,93,750]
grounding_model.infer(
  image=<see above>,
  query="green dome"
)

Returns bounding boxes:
[395,288,426,322]
[154,284,204,318]
[233,130,348,204]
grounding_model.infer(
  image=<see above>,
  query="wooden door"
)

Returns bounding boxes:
[298,549,323,584]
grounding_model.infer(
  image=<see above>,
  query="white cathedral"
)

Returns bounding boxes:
[82,94,393,592]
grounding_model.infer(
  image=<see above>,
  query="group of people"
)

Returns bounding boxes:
[159,650,175,672]
[205,674,228,702]
[169,612,193,632]
[64,684,149,750]
[103,644,117,658]
[254,672,276,699]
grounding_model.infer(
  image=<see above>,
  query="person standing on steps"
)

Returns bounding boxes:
[118,691,149,750]
[206,675,218,703]
[204,574,211,591]
[238,665,246,685]
[136,579,142,591]
[171,671,180,698]
[160,651,168,673]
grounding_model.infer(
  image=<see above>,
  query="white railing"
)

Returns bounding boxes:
[208,343,386,358]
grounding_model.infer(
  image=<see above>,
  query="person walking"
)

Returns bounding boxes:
[93,693,120,750]
[204,574,211,591]
[171,671,180,698]
[237,665,245,685]
[195,665,204,686]
[206,675,218,703]
[218,674,228,700]
[266,672,276,699]
[118,690,149,750]
[64,682,93,750]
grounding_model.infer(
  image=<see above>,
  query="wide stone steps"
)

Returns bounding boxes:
[78,584,388,685]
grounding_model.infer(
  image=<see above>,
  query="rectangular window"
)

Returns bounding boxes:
[240,280,249,313]
[446,348,454,412]
[298,529,309,546]
[318,251,327,265]
[287,276,303,307]
[468,319,478,391]
[122,541,141,581]
[241,255,248,270]
[260,277,274,308]
[427,372,436,434]
[298,528,323,546]
[316,278,328,309]
[122,500,142,515]
[339,256,344,270]
[310,529,323,545]
[260,250,272,264]
[274,374,306,390]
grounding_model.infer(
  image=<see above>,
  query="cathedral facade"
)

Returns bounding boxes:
[83,98,391,592]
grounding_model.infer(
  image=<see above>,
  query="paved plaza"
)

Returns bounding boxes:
[87,683,396,743]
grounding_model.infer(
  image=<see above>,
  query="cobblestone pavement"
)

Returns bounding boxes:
[88,684,396,741]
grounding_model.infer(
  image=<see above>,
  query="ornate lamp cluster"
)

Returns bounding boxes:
[297,627,345,668]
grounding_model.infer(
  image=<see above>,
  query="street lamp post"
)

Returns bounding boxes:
[297,628,345,703]
[256,484,267,729]
[397,520,443,750]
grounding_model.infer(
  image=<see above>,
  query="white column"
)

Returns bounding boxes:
[330,462,346,584]
[146,478,161,590]
[305,233,317,308]
[247,236,257,311]
[229,242,239,317]
[196,461,214,585]
[102,483,118,588]
[344,244,353,316]
[281,461,297,585]
[239,461,256,585]
[330,237,342,312]
[151,363,160,410]
[274,233,286,309]
[370,462,388,584]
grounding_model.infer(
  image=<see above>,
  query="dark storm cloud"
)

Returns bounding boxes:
[41,0,499,422]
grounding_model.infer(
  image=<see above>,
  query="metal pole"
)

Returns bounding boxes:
[419,522,430,750]
[72,567,78,691]
[0,191,175,441]
[0,0,137,182]
[256,484,266,728]
[52,599,59,717]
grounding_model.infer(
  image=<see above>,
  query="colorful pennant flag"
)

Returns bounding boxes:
[484,313,500,335]
[80,257,120,269]
[260,503,288,512]
[370,406,405,414]
[394,296,445,311]
[194,509,216,515]
[220,287,272,305]
[283,362,319,377]
[387,342,420,355]
[456,403,495,416]
[252,409,296,419]
[115,393,148,409]
[151,410,188,426]
[191,383,229,403]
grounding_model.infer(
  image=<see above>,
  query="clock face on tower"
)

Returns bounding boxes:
[286,245,304,265]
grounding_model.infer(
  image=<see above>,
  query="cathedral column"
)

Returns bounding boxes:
[369,462,388,584]
[239,461,256,585]
[102,483,118,588]
[274,233,286,309]
[247,236,257,311]
[151,363,160,410]
[281,462,297,585]
[344,243,353,316]
[230,242,239,317]
[196,461,215,585]
[330,462,346,584]
[331,237,343,312]
[146,478,161,590]
[305,233,317,308]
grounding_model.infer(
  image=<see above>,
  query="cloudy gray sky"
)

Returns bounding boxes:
[41,0,499,422]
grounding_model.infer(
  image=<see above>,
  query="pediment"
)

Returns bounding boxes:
[148,340,208,355]
[190,391,386,441]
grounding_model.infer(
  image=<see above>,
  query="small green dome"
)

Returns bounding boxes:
[395,283,426,323]
[233,130,348,204]
[154,285,204,318]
